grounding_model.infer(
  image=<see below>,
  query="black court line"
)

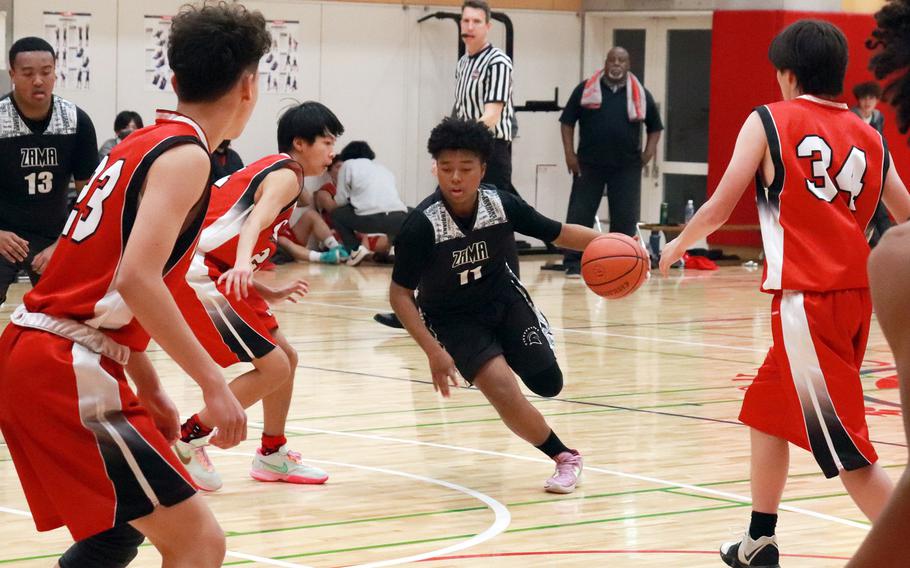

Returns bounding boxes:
[295,363,907,448]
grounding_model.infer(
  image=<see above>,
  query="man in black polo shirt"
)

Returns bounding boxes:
[0,37,98,306]
[559,46,662,277]
[390,118,602,493]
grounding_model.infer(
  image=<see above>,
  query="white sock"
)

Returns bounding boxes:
[323,236,340,249]
[308,250,321,262]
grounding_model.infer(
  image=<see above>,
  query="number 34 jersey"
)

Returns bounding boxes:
[755,95,889,293]
[23,111,211,350]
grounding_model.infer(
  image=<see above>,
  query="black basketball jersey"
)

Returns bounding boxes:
[392,186,562,315]
[0,93,98,240]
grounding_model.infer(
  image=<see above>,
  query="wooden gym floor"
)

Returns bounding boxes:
[0,258,903,567]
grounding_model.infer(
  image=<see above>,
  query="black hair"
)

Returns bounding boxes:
[426,117,493,162]
[768,19,848,97]
[276,101,345,153]
[339,141,375,161]
[9,37,56,68]
[853,81,883,100]
[869,0,910,134]
[113,111,143,132]
[168,1,271,103]
[462,0,491,22]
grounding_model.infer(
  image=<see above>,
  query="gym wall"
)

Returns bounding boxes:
[11,0,582,221]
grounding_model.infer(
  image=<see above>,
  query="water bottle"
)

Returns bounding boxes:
[684,199,695,224]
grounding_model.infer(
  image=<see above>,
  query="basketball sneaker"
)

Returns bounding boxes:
[565,265,581,279]
[250,445,329,484]
[318,248,343,264]
[720,533,780,567]
[545,450,583,493]
[346,246,372,267]
[174,438,222,492]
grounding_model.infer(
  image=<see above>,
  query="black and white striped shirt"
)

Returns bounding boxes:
[454,44,515,141]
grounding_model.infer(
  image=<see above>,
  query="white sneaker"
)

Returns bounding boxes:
[250,445,328,484]
[174,438,222,492]
[346,246,372,267]
[720,533,780,567]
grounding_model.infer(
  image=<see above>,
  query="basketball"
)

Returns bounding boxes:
[581,233,649,299]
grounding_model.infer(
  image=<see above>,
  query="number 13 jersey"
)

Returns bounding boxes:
[756,95,888,292]
[23,110,211,350]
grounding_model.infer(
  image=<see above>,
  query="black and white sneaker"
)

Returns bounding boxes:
[720,533,780,567]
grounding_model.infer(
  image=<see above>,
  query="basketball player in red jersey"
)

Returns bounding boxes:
[0,4,270,567]
[849,2,910,565]
[173,101,344,490]
[659,20,910,567]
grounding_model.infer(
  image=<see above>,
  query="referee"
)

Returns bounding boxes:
[455,0,516,196]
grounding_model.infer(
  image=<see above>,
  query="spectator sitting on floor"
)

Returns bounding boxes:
[331,141,408,266]
[277,184,349,264]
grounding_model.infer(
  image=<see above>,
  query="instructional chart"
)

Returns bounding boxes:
[44,11,91,90]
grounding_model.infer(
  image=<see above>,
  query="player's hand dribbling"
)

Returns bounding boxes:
[659,239,685,276]
[0,230,28,263]
[260,279,309,303]
[219,264,254,300]
[428,347,459,398]
[204,383,247,449]
[138,387,181,444]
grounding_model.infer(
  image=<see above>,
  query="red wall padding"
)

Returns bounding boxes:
[707,10,908,246]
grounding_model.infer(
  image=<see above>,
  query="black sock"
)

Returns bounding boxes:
[535,430,571,458]
[748,511,778,540]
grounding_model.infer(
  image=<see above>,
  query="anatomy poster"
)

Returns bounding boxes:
[44,11,91,90]
[260,20,300,94]
[144,15,173,92]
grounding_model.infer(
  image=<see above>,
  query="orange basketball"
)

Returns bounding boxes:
[581,233,649,299]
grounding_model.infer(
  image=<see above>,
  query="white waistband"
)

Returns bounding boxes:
[11,305,130,365]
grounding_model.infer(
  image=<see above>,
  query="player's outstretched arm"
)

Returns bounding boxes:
[659,111,766,275]
[115,143,246,449]
[880,158,910,224]
[849,223,910,566]
[552,224,603,252]
[219,167,300,299]
[389,282,459,397]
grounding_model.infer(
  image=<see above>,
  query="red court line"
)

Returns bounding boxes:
[415,550,851,562]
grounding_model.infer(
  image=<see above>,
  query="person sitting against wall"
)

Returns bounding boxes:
[98,110,143,159]
[211,139,245,180]
[327,141,408,266]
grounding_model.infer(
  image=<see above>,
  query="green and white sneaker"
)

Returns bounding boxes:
[250,445,328,484]
[174,438,222,492]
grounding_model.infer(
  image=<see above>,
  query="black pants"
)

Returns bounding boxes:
[331,206,408,251]
[484,139,520,276]
[0,233,54,305]
[563,163,641,269]
[868,202,893,248]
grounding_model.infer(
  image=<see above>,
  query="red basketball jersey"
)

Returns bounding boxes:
[196,154,301,274]
[23,111,211,350]
[755,95,888,292]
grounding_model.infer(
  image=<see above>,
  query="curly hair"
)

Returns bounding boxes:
[426,117,493,162]
[168,2,271,103]
[869,0,910,134]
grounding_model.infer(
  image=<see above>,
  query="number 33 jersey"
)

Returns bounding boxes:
[23,110,211,350]
[755,95,888,292]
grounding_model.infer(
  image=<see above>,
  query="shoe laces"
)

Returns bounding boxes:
[555,452,581,476]
[193,445,215,472]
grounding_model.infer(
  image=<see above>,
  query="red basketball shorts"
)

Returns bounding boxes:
[0,325,196,541]
[740,289,877,478]
[173,270,278,368]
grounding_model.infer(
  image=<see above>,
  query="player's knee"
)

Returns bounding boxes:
[519,363,563,398]
[58,524,145,568]
[283,344,299,375]
[257,345,291,382]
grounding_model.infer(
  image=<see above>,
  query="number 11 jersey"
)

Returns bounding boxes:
[755,95,888,292]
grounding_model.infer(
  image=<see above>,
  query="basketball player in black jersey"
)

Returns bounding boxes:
[391,118,603,493]
[0,37,98,306]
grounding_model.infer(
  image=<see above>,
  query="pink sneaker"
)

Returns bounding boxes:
[545,450,583,494]
[250,445,328,484]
